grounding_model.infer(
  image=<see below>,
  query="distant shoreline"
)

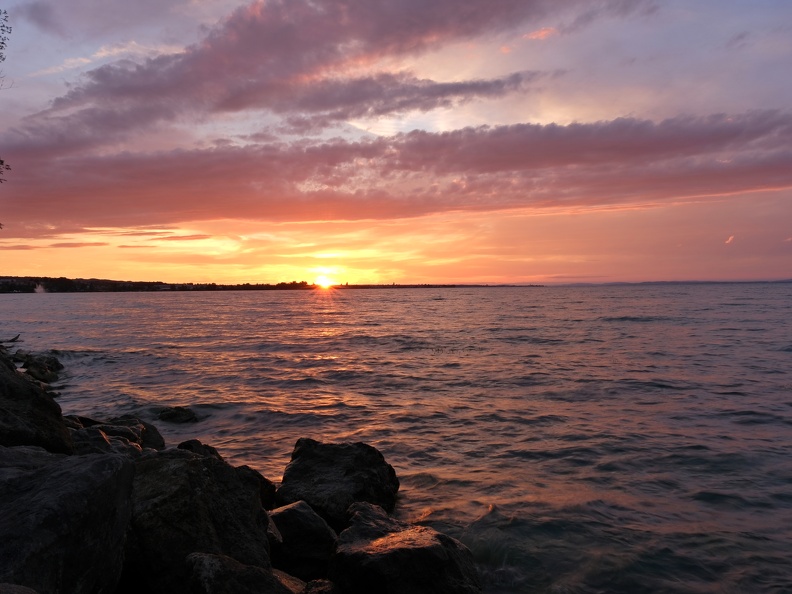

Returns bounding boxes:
[1,275,790,294]
[0,276,541,293]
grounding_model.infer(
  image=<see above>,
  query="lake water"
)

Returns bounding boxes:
[2,284,791,593]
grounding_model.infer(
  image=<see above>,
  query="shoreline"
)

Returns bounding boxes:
[0,344,484,594]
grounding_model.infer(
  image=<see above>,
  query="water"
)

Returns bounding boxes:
[2,284,791,593]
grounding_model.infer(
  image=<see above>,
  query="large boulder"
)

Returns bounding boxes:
[119,449,272,594]
[276,438,399,531]
[0,351,73,454]
[330,502,482,594]
[0,446,135,594]
[270,500,338,581]
[186,553,295,594]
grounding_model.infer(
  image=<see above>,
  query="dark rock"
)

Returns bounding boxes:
[156,405,198,423]
[70,426,144,457]
[119,449,271,594]
[270,500,338,581]
[273,570,306,594]
[0,585,40,594]
[330,502,482,594]
[303,579,339,594]
[276,438,399,531]
[0,446,135,594]
[109,415,166,449]
[186,553,294,594]
[236,464,278,510]
[178,438,223,460]
[0,350,73,454]
[13,351,63,384]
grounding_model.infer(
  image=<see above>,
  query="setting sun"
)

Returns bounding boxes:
[314,275,336,289]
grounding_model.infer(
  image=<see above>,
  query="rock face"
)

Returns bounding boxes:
[120,449,272,594]
[270,500,338,581]
[0,446,135,594]
[0,350,73,454]
[331,502,483,594]
[276,438,400,531]
[186,553,295,594]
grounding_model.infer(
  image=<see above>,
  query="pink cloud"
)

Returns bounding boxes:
[4,111,791,237]
[524,27,558,40]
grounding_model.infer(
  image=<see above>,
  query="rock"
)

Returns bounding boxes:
[0,350,73,454]
[0,446,135,594]
[0,585,40,594]
[156,405,198,423]
[273,570,306,594]
[276,438,399,531]
[303,579,339,594]
[178,438,224,460]
[109,415,166,450]
[70,426,144,457]
[270,500,338,581]
[236,464,278,510]
[330,502,482,594]
[14,351,63,384]
[119,449,271,594]
[186,553,294,594]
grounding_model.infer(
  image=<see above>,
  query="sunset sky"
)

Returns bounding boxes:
[1,0,791,285]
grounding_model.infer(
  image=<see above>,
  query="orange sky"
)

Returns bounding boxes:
[1,1,791,284]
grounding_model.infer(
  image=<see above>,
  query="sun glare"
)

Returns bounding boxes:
[315,275,336,289]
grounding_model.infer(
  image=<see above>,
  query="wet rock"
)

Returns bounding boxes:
[109,415,166,449]
[270,500,338,581]
[13,351,63,384]
[178,438,223,460]
[119,449,271,594]
[186,552,294,594]
[0,350,73,454]
[0,446,135,594]
[156,405,198,423]
[330,502,482,594]
[70,426,144,457]
[276,438,399,531]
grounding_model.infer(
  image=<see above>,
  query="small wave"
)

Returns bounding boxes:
[600,315,675,323]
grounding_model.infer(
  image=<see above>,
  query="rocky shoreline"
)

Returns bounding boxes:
[0,344,483,594]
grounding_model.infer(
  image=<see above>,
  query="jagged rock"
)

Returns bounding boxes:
[156,405,198,423]
[330,502,482,594]
[186,553,294,594]
[70,426,144,457]
[119,449,271,594]
[0,446,135,594]
[270,500,338,581]
[0,350,73,454]
[178,438,224,460]
[276,438,399,531]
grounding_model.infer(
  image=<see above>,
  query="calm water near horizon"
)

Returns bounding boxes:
[2,284,791,593]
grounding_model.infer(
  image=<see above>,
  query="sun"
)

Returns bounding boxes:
[314,275,336,289]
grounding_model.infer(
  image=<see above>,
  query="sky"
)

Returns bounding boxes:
[1,0,791,285]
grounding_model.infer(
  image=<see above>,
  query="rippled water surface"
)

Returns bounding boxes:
[2,284,791,593]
